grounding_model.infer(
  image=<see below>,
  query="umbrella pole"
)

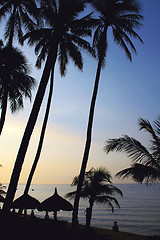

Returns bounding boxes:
[24,209,27,217]
[45,211,49,220]
[18,208,23,215]
[54,211,57,220]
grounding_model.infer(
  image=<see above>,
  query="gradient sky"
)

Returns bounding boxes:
[0,0,160,185]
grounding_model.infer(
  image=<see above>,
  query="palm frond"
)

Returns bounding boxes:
[104,135,155,165]
[138,117,158,140]
[99,184,123,197]
[23,28,52,46]
[116,0,142,14]
[67,33,95,57]
[0,2,12,21]
[4,14,14,41]
[34,36,49,56]
[116,163,160,183]
[70,13,98,36]
[138,117,160,158]
[65,190,77,200]
[95,195,120,212]
[120,13,143,22]
[18,6,37,32]
[154,115,160,136]
[65,40,83,72]
[92,23,103,47]
[113,24,137,53]
[58,43,69,76]
[112,26,132,61]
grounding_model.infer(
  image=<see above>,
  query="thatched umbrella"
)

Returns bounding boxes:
[12,193,40,216]
[39,188,73,220]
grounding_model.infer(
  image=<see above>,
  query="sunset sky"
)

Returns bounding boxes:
[0,0,160,185]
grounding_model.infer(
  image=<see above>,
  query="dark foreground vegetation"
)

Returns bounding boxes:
[0,211,159,240]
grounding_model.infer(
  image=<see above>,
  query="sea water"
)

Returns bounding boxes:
[6,183,160,236]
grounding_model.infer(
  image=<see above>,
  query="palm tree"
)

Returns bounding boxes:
[104,116,160,184]
[72,0,143,227]
[3,0,95,212]
[66,167,122,228]
[0,46,36,135]
[0,0,38,47]
[0,1,37,135]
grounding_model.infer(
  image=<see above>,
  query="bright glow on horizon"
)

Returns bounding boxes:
[0,114,132,185]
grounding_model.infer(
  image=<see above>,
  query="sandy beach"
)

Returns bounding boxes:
[0,211,159,240]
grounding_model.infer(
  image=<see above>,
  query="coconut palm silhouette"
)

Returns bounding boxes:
[104,116,160,184]
[72,0,143,227]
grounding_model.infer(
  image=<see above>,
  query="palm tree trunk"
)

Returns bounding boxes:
[24,68,54,195]
[72,58,103,229]
[3,43,58,212]
[0,90,8,135]
[86,200,94,228]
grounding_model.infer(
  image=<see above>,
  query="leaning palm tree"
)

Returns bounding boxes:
[72,0,143,227]
[0,0,38,46]
[0,46,36,134]
[104,116,160,184]
[3,0,95,212]
[66,167,122,228]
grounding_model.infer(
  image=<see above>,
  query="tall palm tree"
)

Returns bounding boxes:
[104,116,160,184]
[3,0,95,212]
[66,167,122,228]
[0,0,38,47]
[72,0,143,227]
[0,46,36,134]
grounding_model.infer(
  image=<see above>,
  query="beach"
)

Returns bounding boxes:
[0,210,159,240]
[6,183,160,236]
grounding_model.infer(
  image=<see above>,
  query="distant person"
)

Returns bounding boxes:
[84,207,90,228]
[112,221,119,232]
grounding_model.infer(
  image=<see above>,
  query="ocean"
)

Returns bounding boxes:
[5,183,160,236]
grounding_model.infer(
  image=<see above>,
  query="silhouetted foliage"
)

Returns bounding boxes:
[0,0,38,46]
[104,116,160,184]
[0,46,36,134]
[66,167,122,228]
